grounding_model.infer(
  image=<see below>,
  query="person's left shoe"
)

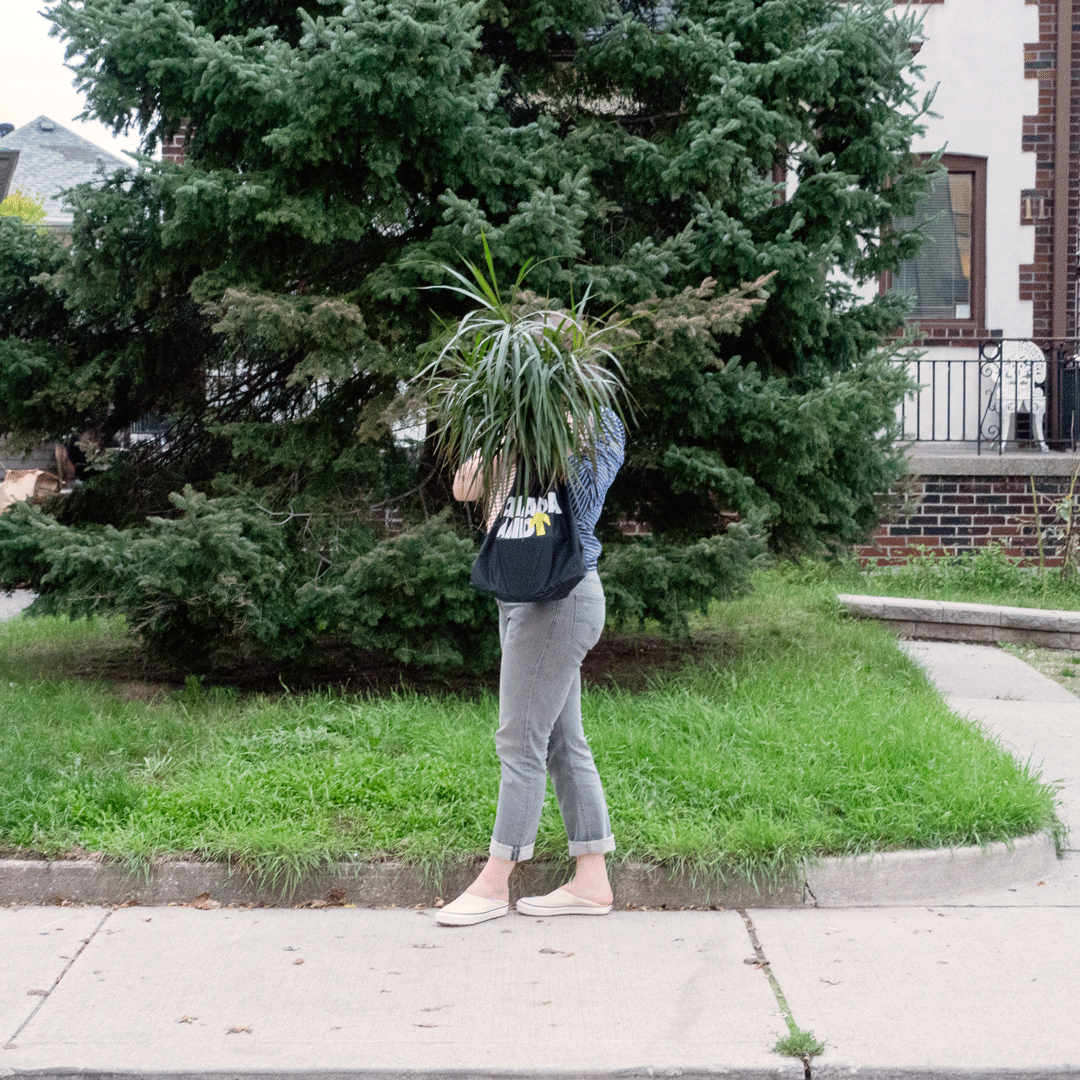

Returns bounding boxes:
[515,887,612,917]
[436,891,510,926]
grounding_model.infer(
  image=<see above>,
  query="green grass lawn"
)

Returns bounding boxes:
[0,571,1062,891]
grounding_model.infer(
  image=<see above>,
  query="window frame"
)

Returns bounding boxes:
[882,153,987,333]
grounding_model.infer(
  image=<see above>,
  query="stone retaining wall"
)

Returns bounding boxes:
[839,592,1080,649]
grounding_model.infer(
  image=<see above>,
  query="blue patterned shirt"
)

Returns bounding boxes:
[567,410,625,570]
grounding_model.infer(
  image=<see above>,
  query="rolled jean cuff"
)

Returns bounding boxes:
[568,835,616,857]
[489,839,535,862]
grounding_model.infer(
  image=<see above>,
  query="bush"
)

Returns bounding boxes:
[297,514,501,673]
[3,489,315,669]
[0,494,494,672]
[599,525,767,633]
[0,491,765,673]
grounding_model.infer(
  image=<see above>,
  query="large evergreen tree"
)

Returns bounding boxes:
[0,0,933,666]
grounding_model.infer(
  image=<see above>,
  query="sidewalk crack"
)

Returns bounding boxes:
[738,908,823,1080]
[5,908,113,1048]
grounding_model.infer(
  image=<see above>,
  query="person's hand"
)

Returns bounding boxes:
[452,454,483,502]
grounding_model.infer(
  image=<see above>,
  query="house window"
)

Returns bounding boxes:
[886,154,986,328]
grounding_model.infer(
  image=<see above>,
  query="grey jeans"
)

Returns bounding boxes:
[490,570,615,861]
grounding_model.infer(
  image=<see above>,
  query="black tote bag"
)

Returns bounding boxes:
[469,471,587,603]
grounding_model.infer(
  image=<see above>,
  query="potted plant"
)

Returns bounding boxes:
[417,239,631,507]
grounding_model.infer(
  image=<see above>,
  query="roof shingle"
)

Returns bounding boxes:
[0,115,131,226]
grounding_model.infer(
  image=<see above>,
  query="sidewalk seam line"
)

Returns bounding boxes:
[6,908,113,1047]
[738,907,814,1080]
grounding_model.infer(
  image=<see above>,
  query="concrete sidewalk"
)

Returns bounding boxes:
[4,899,1076,1079]
[2,636,1080,1076]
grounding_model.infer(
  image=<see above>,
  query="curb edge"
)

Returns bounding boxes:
[0,833,1057,910]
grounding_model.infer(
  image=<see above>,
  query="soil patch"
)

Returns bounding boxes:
[53,632,716,699]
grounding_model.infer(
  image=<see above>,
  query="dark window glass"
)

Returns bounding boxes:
[891,171,974,320]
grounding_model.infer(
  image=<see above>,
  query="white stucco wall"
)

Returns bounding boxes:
[908,0,1040,338]
[886,1,1043,446]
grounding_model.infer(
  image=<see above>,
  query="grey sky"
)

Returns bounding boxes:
[3,3,142,160]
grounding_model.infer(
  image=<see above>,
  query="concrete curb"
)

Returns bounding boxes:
[803,832,1058,906]
[839,592,1080,649]
[813,1069,1080,1079]
[0,833,1057,909]
[0,856,798,909]
[0,1072,813,1080]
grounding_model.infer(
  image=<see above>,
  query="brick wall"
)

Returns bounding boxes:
[1018,0,1078,340]
[161,122,188,165]
[857,472,1077,567]
[899,0,1078,347]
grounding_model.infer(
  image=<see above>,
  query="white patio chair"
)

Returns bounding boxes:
[998,340,1049,452]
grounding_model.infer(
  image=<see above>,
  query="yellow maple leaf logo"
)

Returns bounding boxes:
[529,511,551,535]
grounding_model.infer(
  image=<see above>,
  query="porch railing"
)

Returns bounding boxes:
[898,338,1080,453]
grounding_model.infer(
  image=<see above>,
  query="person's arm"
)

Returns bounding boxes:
[570,409,625,490]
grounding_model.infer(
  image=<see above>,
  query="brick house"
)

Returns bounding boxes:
[859,0,1080,568]
[0,115,128,234]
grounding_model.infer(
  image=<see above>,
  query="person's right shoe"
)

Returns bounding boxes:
[515,887,612,916]
[436,891,510,926]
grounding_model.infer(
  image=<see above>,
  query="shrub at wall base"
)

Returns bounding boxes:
[0,494,762,675]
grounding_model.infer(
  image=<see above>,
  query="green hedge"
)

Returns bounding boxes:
[0,490,763,673]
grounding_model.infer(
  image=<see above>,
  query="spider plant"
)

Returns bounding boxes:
[416,239,632,506]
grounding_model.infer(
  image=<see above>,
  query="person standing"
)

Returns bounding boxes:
[437,411,625,926]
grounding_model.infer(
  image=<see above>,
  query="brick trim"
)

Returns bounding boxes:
[161,121,189,165]
[1020,0,1078,341]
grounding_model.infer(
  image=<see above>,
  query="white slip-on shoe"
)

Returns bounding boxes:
[436,892,510,926]
[515,886,612,917]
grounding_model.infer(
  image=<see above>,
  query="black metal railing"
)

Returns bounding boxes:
[122,414,171,446]
[898,338,1080,453]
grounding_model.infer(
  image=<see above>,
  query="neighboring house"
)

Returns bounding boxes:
[0,115,128,233]
[859,0,1080,568]
[891,1,1043,354]
[0,144,19,200]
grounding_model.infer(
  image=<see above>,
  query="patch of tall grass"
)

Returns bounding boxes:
[0,586,1061,889]
[842,541,1080,609]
